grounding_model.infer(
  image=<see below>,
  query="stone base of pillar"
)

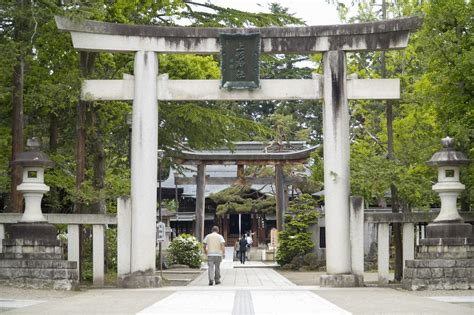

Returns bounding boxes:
[320,274,364,287]
[118,271,162,288]
[0,223,79,290]
[402,222,473,291]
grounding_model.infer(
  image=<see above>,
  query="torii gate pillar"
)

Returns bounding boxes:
[116,51,161,287]
[130,51,158,274]
[322,51,352,277]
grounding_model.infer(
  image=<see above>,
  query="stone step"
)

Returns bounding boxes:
[416,244,474,259]
[401,278,473,290]
[406,258,474,268]
[0,252,64,260]
[0,267,78,280]
[416,251,473,259]
[419,237,474,246]
[232,248,275,261]
[404,266,473,279]
[3,244,63,254]
[0,277,78,290]
[0,259,77,269]
[3,239,61,246]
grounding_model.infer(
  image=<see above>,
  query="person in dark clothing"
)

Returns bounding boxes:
[238,234,248,264]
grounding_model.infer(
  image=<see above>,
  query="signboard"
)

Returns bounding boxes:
[157,221,166,242]
[220,33,260,90]
[270,227,278,250]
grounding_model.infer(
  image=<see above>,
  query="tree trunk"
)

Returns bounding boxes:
[385,72,403,281]
[91,107,106,214]
[390,184,403,281]
[75,99,87,214]
[10,57,24,213]
[380,0,402,282]
[9,0,29,213]
[75,51,96,214]
[76,51,97,282]
[46,113,59,212]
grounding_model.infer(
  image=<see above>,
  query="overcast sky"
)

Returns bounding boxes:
[190,0,344,25]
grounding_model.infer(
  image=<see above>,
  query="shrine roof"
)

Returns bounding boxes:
[172,142,317,165]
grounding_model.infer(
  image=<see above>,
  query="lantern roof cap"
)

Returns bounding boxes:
[11,138,54,168]
[427,137,470,166]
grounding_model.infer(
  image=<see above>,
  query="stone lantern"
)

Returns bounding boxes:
[12,138,54,223]
[426,136,471,236]
[402,136,473,291]
[0,138,78,290]
[7,138,57,241]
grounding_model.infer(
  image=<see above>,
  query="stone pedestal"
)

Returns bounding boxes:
[7,223,57,242]
[402,223,474,290]
[0,223,79,290]
[118,271,161,288]
[320,274,364,287]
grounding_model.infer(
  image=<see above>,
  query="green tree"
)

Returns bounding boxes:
[276,194,319,266]
[416,0,473,210]
[210,185,275,217]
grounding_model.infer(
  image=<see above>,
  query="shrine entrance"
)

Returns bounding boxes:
[172,142,315,247]
[56,15,419,287]
[229,213,250,238]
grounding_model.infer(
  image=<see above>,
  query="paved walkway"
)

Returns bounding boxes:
[139,248,349,314]
[1,248,473,314]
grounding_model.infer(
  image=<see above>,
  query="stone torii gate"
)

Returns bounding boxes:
[56,16,419,287]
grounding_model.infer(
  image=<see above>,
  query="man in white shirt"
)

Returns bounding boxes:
[246,232,253,260]
[203,225,225,286]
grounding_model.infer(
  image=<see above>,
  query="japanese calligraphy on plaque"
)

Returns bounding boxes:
[220,33,260,90]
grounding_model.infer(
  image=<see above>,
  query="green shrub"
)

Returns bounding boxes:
[167,234,202,268]
[281,253,322,271]
[302,253,319,269]
[276,194,319,266]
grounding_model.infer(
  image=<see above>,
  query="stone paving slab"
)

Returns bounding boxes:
[138,289,350,315]
[1,283,474,315]
[191,264,294,287]
[1,253,473,315]
[252,290,350,315]
[138,291,235,315]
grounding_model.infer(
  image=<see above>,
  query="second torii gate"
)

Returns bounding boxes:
[56,16,419,287]
[173,145,317,240]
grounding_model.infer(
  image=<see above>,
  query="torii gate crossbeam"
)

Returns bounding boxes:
[56,16,419,288]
